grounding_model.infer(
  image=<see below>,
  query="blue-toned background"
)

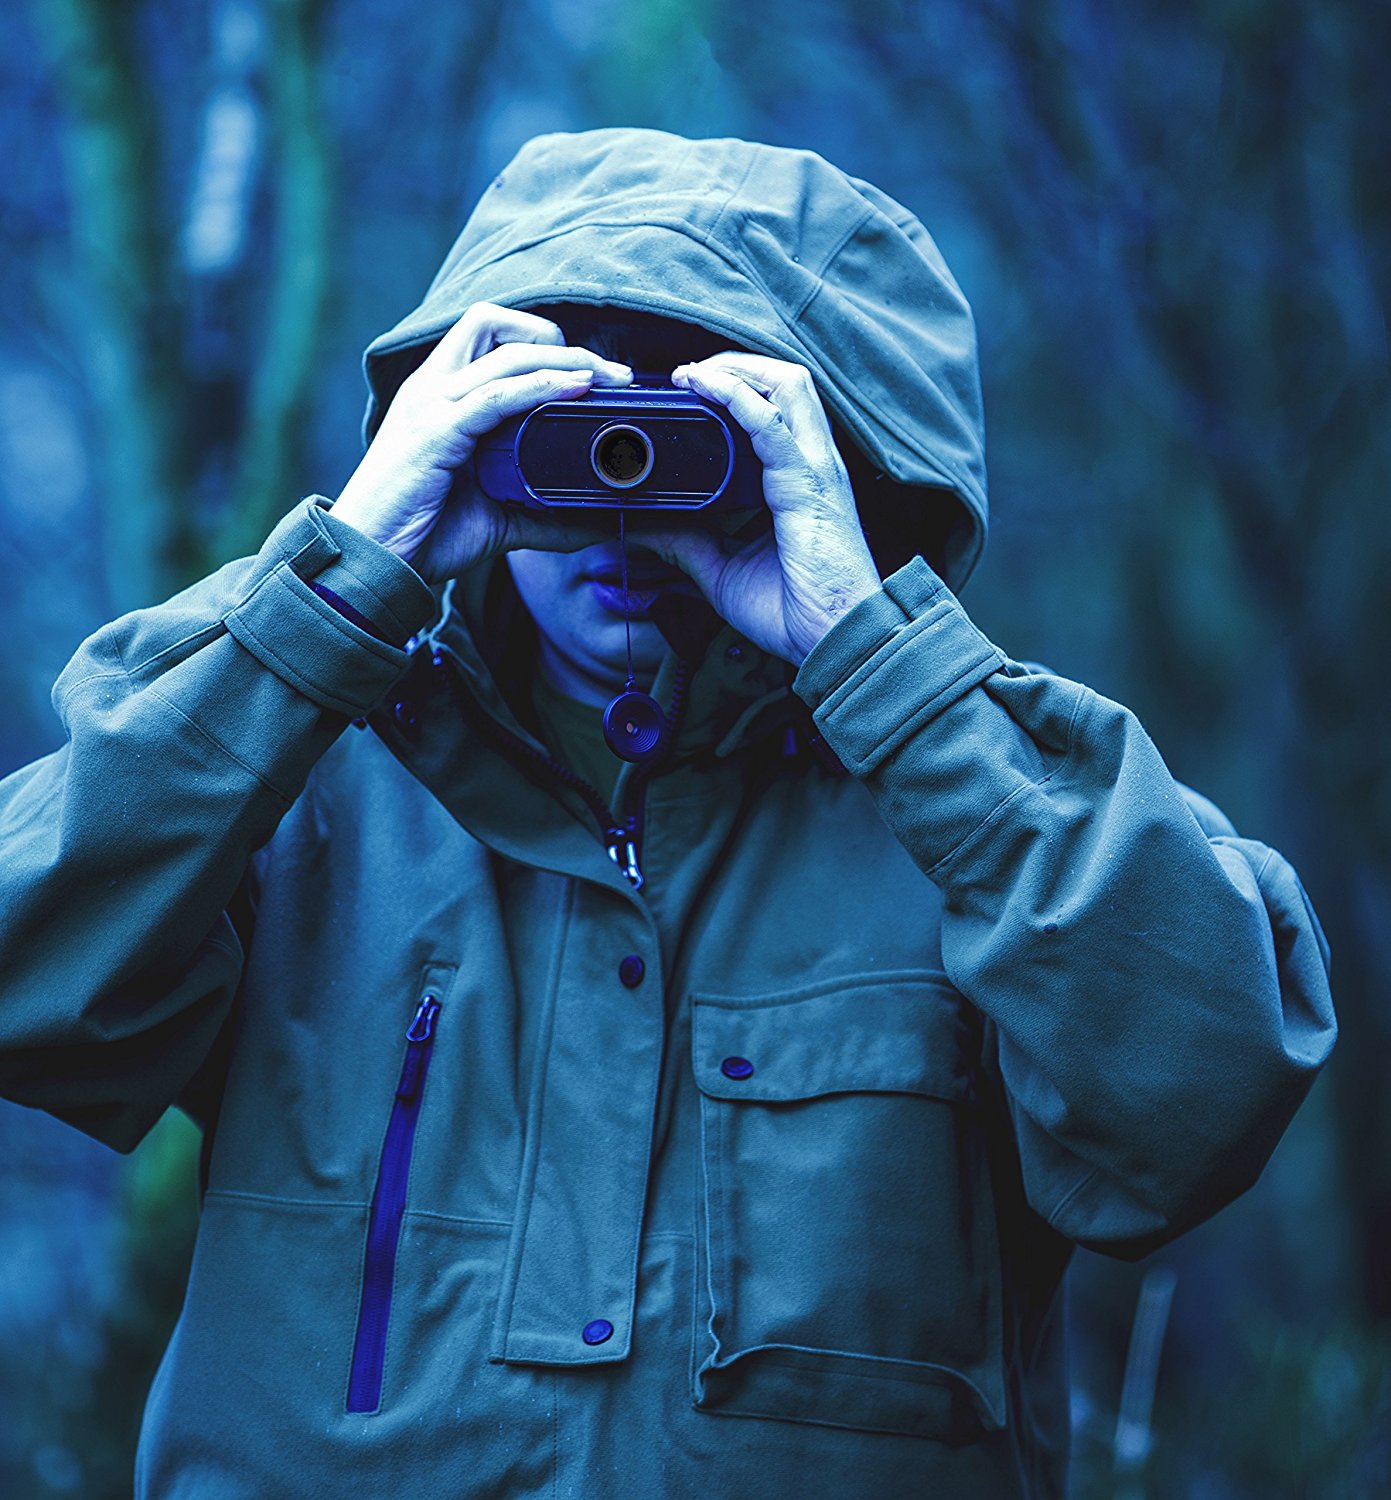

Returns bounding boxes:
[1,1,1387,1494]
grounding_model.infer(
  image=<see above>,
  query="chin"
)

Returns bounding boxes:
[576,620,668,683]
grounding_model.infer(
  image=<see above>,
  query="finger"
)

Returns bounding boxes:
[448,343,631,398]
[672,364,806,487]
[428,302,567,374]
[411,495,613,581]
[497,508,616,556]
[622,522,730,598]
[679,354,839,469]
[450,368,597,441]
[681,351,793,394]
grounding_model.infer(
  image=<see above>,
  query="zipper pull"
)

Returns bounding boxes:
[606,828,644,891]
[397,994,441,1102]
[406,994,440,1042]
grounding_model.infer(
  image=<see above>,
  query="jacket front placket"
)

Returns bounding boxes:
[369,640,668,1368]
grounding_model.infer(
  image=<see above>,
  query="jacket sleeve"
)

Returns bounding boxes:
[793,555,1335,1258]
[0,498,437,1152]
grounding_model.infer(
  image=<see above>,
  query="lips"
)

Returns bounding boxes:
[582,557,685,620]
[588,579,669,619]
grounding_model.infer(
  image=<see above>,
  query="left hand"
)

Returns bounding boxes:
[634,354,882,667]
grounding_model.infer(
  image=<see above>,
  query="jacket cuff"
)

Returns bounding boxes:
[792,556,1005,776]
[222,497,438,717]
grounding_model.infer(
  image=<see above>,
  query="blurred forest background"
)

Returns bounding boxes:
[0,0,1387,1495]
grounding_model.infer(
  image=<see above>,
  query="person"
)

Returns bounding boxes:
[0,128,1335,1498]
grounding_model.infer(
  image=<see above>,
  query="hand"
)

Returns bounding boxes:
[635,354,882,666]
[331,302,634,582]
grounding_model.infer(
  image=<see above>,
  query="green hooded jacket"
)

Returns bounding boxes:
[0,130,1334,1499]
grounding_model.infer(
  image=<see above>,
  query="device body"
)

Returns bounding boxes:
[472,384,764,514]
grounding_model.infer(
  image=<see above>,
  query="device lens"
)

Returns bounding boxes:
[591,424,655,489]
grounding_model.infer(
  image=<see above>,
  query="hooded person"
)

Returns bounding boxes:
[0,129,1335,1498]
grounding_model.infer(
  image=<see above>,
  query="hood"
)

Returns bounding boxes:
[361,127,988,592]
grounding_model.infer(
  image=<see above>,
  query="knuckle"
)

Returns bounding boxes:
[490,379,523,413]
[485,342,528,371]
[467,383,510,427]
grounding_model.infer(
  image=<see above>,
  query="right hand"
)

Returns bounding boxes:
[331,302,633,581]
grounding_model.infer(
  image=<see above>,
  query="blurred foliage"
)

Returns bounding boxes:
[0,1112,199,1498]
[1166,1318,1391,1497]
[1071,1315,1391,1500]
[0,0,1386,1495]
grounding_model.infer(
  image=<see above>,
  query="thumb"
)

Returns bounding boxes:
[628,524,728,600]
[497,509,615,557]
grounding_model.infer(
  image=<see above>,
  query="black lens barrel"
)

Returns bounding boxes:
[590,423,655,489]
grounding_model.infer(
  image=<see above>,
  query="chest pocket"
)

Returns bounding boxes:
[690,973,1006,1442]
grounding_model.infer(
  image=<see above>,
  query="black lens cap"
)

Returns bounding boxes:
[602,689,668,762]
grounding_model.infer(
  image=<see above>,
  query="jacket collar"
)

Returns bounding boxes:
[423,558,799,764]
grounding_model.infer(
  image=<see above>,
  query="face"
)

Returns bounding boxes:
[506,542,702,705]
[504,305,738,705]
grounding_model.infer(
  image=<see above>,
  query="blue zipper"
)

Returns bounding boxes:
[346,991,442,1413]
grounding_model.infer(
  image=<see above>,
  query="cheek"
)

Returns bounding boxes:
[505,552,669,672]
[505,548,578,602]
[507,554,607,655]
[504,551,587,638]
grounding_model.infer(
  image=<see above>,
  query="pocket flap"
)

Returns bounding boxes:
[692,973,974,1104]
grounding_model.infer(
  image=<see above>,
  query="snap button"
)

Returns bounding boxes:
[582,1319,614,1345]
[724,643,744,663]
[392,699,419,739]
[618,954,645,988]
[720,1055,754,1080]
